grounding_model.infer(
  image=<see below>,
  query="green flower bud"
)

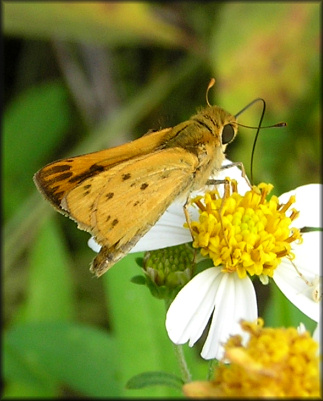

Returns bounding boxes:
[142,244,195,300]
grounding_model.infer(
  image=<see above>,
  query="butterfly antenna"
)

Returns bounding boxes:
[206,78,216,107]
[235,98,286,184]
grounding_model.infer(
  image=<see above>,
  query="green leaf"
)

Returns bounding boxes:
[126,371,183,390]
[4,321,122,397]
[17,216,75,323]
[3,381,57,399]
[102,253,183,397]
[4,3,197,51]
[3,81,72,218]
[130,275,147,285]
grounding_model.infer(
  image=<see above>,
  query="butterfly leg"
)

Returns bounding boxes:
[217,161,252,188]
[183,198,194,238]
[183,200,199,267]
[289,259,322,303]
[203,178,235,252]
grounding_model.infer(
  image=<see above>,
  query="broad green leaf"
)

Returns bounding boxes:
[126,371,183,390]
[103,253,184,397]
[4,321,122,397]
[4,2,197,51]
[3,381,57,399]
[16,217,75,323]
[3,81,72,218]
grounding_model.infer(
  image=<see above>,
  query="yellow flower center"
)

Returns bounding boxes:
[189,181,302,279]
[183,319,321,398]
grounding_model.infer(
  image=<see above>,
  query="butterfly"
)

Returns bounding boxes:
[34,79,240,277]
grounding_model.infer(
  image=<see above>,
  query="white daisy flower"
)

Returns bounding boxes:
[165,182,321,360]
[88,161,321,361]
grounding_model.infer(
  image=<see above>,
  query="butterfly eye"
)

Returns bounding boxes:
[222,124,235,145]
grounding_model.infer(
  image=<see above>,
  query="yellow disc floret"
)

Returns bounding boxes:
[183,319,321,398]
[189,181,302,279]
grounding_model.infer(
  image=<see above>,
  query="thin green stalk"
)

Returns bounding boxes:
[164,298,192,383]
[207,358,219,380]
[172,344,192,384]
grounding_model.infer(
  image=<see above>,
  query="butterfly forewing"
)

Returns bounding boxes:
[59,161,136,231]
[33,127,173,211]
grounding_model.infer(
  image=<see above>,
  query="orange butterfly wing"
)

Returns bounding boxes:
[62,148,199,276]
[33,127,172,212]
[34,127,201,276]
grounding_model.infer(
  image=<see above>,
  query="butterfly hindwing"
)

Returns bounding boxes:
[62,147,199,275]
[95,148,198,245]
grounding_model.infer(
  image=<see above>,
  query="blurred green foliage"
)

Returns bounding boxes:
[3,2,320,398]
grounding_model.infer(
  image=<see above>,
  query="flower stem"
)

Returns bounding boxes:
[165,299,192,383]
[173,343,192,383]
[207,358,219,380]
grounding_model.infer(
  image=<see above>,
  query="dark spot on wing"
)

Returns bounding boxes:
[41,164,72,178]
[106,215,111,222]
[140,183,149,190]
[112,218,119,226]
[90,163,105,172]
[122,173,131,180]
[46,172,73,185]
[68,163,105,184]
[54,191,65,201]
[106,192,114,199]
[83,184,92,196]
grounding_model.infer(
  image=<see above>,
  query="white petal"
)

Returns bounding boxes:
[166,269,258,361]
[165,268,223,346]
[278,184,322,229]
[292,231,321,277]
[297,322,307,335]
[201,274,257,360]
[88,236,101,253]
[273,234,321,322]
[312,322,321,356]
